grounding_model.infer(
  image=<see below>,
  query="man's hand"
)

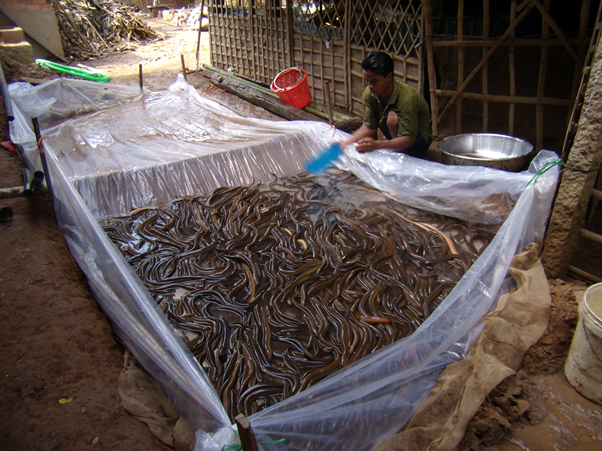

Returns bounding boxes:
[356,137,379,153]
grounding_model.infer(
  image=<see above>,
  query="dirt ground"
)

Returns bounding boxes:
[1,16,602,451]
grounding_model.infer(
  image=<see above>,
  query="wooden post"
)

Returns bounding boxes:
[181,55,187,81]
[139,64,144,90]
[542,31,602,278]
[325,80,334,125]
[234,414,260,451]
[196,0,206,70]
[423,0,439,138]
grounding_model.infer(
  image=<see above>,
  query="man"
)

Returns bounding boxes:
[341,51,433,156]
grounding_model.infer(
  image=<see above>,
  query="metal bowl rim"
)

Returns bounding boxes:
[438,133,534,162]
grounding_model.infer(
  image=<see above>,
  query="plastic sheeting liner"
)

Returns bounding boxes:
[8,75,561,451]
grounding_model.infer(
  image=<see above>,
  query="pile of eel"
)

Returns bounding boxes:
[100,169,496,420]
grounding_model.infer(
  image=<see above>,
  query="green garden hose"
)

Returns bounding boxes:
[35,59,110,82]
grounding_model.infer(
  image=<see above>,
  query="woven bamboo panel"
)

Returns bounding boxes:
[210,0,288,86]
[347,0,424,116]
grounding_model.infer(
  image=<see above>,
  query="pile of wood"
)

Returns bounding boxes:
[52,0,163,60]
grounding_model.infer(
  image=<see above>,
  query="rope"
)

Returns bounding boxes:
[525,159,563,187]
[222,438,286,451]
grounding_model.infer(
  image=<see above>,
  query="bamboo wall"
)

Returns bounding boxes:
[425,0,601,154]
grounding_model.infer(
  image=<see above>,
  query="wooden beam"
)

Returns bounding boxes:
[437,1,535,125]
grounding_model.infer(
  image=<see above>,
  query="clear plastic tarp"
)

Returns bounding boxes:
[8,76,560,451]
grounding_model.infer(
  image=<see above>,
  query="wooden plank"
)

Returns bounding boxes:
[437,1,535,125]
[435,89,573,106]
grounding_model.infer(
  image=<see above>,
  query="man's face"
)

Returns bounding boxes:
[363,70,392,97]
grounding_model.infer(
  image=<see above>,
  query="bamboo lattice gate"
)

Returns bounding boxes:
[208,0,425,117]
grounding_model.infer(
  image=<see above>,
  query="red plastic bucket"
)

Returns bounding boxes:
[270,67,312,109]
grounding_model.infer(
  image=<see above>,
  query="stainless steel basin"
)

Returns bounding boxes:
[438,133,534,172]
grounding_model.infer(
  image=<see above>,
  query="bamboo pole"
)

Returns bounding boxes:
[286,0,294,68]
[536,0,551,152]
[196,0,206,70]
[482,0,489,132]
[571,0,591,99]
[437,0,535,126]
[344,0,351,111]
[509,0,516,135]
[561,0,601,161]
[568,265,602,283]
[417,9,424,95]
[181,54,187,81]
[435,89,573,106]
[424,0,439,137]
[250,0,256,77]
[325,80,334,125]
[456,0,464,134]
[432,38,591,47]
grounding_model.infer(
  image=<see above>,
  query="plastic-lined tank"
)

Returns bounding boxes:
[8,75,560,451]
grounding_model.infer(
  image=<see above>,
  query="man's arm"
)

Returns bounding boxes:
[355,135,413,153]
[340,125,377,150]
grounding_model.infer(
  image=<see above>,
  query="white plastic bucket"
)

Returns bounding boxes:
[565,282,602,404]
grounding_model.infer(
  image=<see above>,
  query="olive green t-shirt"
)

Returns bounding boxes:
[363,80,433,146]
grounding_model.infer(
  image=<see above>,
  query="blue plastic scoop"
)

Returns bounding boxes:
[304,142,342,175]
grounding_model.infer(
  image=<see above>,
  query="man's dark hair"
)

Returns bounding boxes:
[361,51,394,77]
